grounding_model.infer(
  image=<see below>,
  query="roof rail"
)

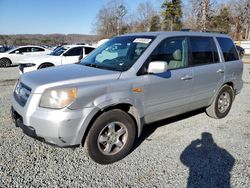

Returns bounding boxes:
[180,28,225,34]
[181,28,192,32]
[203,30,225,34]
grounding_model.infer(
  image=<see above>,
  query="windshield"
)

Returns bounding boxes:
[49,46,67,56]
[80,36,154,71]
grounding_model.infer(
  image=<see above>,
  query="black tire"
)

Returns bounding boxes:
[206,85,234,119]
[84,109,136,164]
[38,63,53,69]
[0,58,12,67]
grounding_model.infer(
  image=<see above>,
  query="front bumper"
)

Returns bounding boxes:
[11,107,71,147]
[11,93,97,147]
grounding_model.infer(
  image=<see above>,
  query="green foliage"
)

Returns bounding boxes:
[210,7,231,34]
[161,0,182,31]
[150,15,161,31]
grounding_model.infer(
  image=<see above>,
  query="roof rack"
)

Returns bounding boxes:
[180,28,225,34]
[203,30,225,34]
[180,28,192,32]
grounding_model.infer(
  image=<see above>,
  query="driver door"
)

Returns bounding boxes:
[142,37,193,123]
[9,47,29,64]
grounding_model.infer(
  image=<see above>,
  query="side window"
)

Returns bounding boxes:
[25,47,32,52]
[31,47,45,52]
[189,37,219,66]
[10,47,28,54]
[84,47,95,55]
[217,37,239,62]
[148,37,188,70]
[65,47,83,56]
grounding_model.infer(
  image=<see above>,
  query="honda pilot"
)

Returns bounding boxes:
[11,32,243,164]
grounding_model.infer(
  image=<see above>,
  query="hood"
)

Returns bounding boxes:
[20,64,121,93]
[20,54,58,64]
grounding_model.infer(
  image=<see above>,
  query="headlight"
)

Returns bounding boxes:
[40,88,77,109]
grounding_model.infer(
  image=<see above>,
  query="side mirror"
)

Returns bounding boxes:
[147,61,168,74]
[15,50,21,54]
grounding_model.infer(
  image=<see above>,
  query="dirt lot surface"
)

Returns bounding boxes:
[0,64,250,187]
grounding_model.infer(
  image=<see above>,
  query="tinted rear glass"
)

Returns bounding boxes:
[85,47,95,54]
[189,37,219,65]
[217,37,239,62]
[66,47,82,56]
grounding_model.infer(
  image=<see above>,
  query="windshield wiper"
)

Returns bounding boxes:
[83,63,119,71]
[84,63,102,68]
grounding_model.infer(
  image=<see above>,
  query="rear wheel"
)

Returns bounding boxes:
[206,85,234,119]
[84,109,136,164]
[0,58,11,67]
[38,63,53,69]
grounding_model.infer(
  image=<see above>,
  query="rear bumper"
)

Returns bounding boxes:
[235,79,243,95]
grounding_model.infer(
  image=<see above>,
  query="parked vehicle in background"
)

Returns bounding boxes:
[19,45,95,74]
[11,32,243,164]
[97,39,109,47]
[0,45,51,67]
[0,45,15,53]
[236,45,245,58]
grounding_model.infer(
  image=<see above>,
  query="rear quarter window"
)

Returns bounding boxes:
[217,37,239,62]
[84,47,95,54]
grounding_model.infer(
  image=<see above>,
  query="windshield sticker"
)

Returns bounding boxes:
[133,38,152,44]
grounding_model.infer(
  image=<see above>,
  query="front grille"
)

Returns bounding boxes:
[14,81,31,106]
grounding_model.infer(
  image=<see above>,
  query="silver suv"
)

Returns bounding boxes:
[11,32,243,164]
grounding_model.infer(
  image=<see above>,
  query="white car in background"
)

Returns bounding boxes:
[19,45,95,74]
[0,45,51,67]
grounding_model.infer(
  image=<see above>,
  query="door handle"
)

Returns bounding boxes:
[216,69,224,73]
[181,75,193,80]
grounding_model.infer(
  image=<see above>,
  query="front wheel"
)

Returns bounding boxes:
[206,85,234,119]
[0,58,11,67]
[84,109,136,164]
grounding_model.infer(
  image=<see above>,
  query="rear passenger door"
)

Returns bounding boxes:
[216,37,242,93]
[188,36,225,109]
[142,37,193,123]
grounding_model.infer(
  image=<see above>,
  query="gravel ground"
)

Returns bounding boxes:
[0,65,250,188]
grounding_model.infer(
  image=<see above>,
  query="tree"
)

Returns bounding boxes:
[161,0,182,31]
[150,15,161,31]
[116,5,127,35]
[95,0,127,38]
[136,1,156,32]
[185,0,216,31]
[211,6,231,34]
[229,0,250,40]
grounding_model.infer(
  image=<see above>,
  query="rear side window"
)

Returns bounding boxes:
[84,47,95,54]
[31,47,45,52]
[189,37,219,65]
[65,47,83,56]
[217,37,239,62]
